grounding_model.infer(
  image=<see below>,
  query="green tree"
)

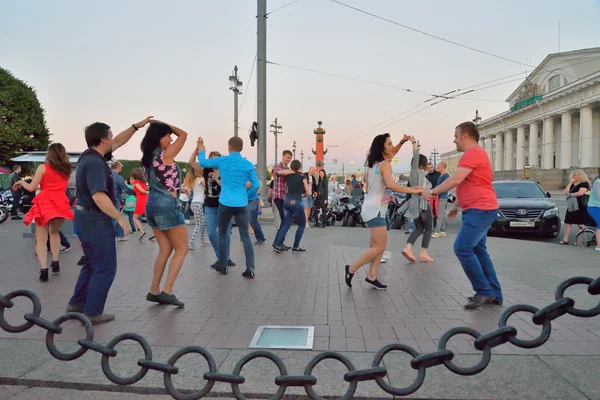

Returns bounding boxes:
[0,68,50,166]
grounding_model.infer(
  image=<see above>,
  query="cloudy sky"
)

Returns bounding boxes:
[2,0,600,172]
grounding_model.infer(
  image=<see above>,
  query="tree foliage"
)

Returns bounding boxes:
[0,68,51,167]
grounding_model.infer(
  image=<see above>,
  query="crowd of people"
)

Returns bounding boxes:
[11,117,600,324]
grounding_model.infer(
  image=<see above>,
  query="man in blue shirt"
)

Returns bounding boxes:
[198,136,260,278]
[67,116,151,324]
[432,162,450,238]
[111,161,133,241]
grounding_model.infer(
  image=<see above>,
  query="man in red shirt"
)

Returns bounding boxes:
[272,150,293,249]
[424,121,502,309]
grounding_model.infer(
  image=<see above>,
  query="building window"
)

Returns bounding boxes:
[549,75,561,91]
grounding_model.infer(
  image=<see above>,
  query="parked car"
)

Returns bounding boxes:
[489,180,560,238]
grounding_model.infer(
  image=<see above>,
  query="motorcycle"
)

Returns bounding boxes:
[0,205,7,224]
[390,195,410,230]
[342,198,366,227]
[1,184,36,216]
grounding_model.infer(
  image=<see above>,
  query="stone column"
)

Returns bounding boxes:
[485,136,493,162]
[529,122,539,168]
[580,105,593,167]
[504,129,514,170]
[516,126,526,170]
[495,133,504,172]
[543,118,554,169]
[560,112,572,169]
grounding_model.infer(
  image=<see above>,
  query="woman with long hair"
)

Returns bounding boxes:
[185,153,209,249]
[14,143,74,282]
[560,170,592,244]
[130,167,149,240]
[313,169,329,228]
[587,173,600,251]
[402,137,435,262]
[344,134,423,290]
[140,121,188,307]
[202,150,234,268]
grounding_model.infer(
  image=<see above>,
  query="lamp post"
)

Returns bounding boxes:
[473,109,482,126]
[300,149,304,164]
[524,164,531,180]
[270,118,282,165]
[229,65,243,137]
[292,141,296,159]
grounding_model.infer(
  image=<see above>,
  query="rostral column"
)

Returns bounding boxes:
[312,121,327,172]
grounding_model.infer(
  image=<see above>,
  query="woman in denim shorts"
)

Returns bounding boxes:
[344,133,423,290]
[140,121,188,307]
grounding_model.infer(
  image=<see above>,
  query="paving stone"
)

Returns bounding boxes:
[540,356,600,400]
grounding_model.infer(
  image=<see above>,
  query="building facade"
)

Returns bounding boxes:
[440,150,463,174]
[476,48,600,188]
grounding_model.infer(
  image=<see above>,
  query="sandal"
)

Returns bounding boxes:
[558,240,569,245]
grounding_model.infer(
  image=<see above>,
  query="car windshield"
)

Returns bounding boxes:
[492,182,547,199]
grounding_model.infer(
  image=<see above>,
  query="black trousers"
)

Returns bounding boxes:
[10,190,21,216]
[274,198,285,229]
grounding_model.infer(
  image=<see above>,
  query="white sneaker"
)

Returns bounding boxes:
[380,251,391,263]
[189,243,197,250]
[431,232,441,238]
[185,220,191,225]
[440,232,447,237]
[595,247,600,252]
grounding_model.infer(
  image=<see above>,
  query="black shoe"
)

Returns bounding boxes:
[146,293,160,303]
[292,247,306,252]
[273,244,284,253]
[156,292,184,307]
[345,265,354,288]
[365,277,387,290]
[282,244,291,251]
[11,216,22,220]
[254,240,266,245]
[39,269,48,282]
[216,266,228,275]
[60,246,71,254]
[210,261,219,269]
[51,261,60,274]
[139,232,147,242]
[467,295,502,306]
[77,255,87,266]
[464,295,494,309]
[227,259,236,267]
[242,269,255,279]
[149,236,156,241]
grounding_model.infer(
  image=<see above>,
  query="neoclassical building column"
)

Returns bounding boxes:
[542,117,554,169]
[560,112,572,169]
[516,126,526,170]
[485,136,493,162]
[495,133,504,172]
[580,105,593,167]
[504,129,514,170]
[529,122,539,168]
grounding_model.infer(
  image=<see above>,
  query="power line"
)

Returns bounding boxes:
[329,0,536,68]
[266,0,301,15]
[267,60,504,101]
[238,52,257,117]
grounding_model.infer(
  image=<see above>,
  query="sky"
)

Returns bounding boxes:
[2,0,600,173]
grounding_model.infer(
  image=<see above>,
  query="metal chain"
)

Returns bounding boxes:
[1,275,599,400]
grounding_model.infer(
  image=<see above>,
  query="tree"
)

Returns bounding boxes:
[0,68,51,166]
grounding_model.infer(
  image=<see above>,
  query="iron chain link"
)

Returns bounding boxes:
[0,274,598,399]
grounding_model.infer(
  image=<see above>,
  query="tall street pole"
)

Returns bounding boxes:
[257,0,267,198]
[270,117,282,165]
[229,65,242,137]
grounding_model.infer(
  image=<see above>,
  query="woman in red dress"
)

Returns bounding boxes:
[131,167,149,240]
[13,143,74,282]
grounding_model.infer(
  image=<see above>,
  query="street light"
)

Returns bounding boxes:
[292,141,296,159]
[300,149,304,164]
[270,118,282,165]
[473,109,482,126]
[229,65,243,137]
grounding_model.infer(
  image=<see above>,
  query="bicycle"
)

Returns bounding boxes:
[575,225,598,248]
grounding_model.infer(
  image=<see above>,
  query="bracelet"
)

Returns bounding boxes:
[132,124,139,131]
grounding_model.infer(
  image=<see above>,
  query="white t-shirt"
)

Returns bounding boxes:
[192,178,205,203]
[179,190,189,202]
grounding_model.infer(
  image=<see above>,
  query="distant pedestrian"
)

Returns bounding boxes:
[198,136,259,278]
[432,162,450,238]
[123,178,137,232]
[313,169,329,228]
[272,150,293,242]
[15,143,74,282]
[111,161,133,241]
[186,152,209,249]
[272,160,311,252]
[8,165,22,220]
[424,121,502,309]
[141,121,188,307]
[131,167,149,241]
[345,133,423,289]
[560,170,591,245]
[586,175,600,251]
[67,117,145,324]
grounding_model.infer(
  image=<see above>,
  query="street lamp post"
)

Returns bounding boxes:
[473,109,482,126]
[300,149,304,164]
[270,118,282,165]
[292,141,296,159]
[229,65,243,137]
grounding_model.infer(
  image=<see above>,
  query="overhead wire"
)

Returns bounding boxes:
[266,0,301,15]
[238,53,257,117]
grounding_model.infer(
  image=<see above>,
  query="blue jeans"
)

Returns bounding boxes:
[274,198,306,248]
[218,205,254,270]
[205,205,231,261]
[247,199,265,242]
[69,209,117,316]
[113,201,124,238]
[453,209,502,300]
[124,211,136,232]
